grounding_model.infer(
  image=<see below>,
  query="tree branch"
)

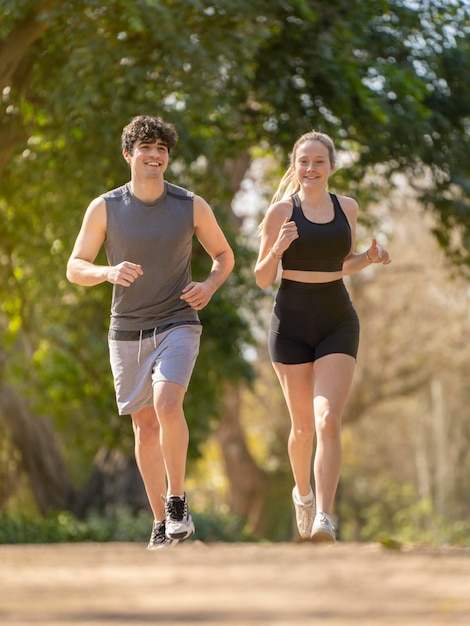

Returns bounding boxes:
[0,0,62,90]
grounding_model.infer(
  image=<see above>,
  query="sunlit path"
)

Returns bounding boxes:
[0,542,469,625]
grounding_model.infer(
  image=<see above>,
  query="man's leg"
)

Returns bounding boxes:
[131,405,179,549]
[131,405,167,520]
[150,325,201,540]
[153,381,188,495]
[153,380,194,539]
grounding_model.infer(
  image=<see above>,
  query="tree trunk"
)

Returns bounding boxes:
[0,0,62,89]
[0,385,76,514]
[215,384,270,536]
[0,0,62,178]
[74,448,148,518]
[431,377,448,516]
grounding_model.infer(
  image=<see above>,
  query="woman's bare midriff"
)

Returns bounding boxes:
[281,269,343,283]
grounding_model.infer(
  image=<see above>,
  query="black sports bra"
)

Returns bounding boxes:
[281,193,352,272]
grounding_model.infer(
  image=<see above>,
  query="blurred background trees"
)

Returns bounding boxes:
[1,0,469,544]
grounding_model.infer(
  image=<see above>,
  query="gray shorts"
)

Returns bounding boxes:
[108,324,202,415]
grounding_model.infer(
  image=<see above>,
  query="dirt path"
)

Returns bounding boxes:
[0,541,469,625]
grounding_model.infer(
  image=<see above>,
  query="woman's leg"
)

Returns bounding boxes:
[312,353,356,515]
[272,361,315,497]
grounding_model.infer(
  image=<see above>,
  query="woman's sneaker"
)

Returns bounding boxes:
[311,512,336,543]
[146,520,178,550]
[292,487,316,539]
[164,493,195,540]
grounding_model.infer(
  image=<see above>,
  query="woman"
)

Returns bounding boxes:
[254,131,391,542]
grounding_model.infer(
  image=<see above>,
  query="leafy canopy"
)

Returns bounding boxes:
[0,0,469,475]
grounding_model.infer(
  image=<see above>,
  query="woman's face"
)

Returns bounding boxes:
[294,139,333,190]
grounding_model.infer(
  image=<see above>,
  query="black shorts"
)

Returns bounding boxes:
[269,279,360,364]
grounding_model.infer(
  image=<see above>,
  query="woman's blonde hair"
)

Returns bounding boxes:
[271,130,336,204]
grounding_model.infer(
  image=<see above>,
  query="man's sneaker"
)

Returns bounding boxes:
[292,487,316,539]
[311,512,336,543]
[146,520,178,550]
[164,493,195,540]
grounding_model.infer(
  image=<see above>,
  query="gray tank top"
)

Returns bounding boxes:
[103,181,200,331]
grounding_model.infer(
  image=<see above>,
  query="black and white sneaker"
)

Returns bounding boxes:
[164,493,195,540]
[146,520,178,550]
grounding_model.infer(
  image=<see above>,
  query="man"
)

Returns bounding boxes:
[67,115,234,549]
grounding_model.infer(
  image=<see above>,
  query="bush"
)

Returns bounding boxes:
[0,507,254,544]
[338,477,470,546]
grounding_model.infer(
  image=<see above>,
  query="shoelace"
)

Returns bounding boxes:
[317,513,334,528]
[150,521,166,544]
[165,496,186,521]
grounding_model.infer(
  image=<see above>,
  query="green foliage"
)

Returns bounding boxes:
[3,489,468,546]
[0,509,130,544]
[1,0,264,478]
[0,507,255,544]
[1,0,470,516]
[338,478,470,546]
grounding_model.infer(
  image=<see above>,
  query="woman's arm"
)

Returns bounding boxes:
[340,195,391,275]
[254,201,297,289]
[343,238,391,275]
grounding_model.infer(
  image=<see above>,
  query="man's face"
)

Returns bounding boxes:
[123,139,169,179]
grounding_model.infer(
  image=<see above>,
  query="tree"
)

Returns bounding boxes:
[339,190,470,541]
[248,1,470,261]
[1,0,469,526]
[0,0,259,512]
[214,187,470,541]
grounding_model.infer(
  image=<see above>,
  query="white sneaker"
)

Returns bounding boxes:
[292,487,316,539]
[164,493,195,540]
[311,512,336,543]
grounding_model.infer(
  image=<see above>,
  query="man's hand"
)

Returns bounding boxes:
[107,261,143,286]
[180,281,213,310]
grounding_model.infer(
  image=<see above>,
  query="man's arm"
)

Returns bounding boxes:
[180,195,235,310]
[66,197,143,287]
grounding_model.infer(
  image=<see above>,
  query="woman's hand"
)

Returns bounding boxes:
[271,217,299,256]
[367,238,391,265]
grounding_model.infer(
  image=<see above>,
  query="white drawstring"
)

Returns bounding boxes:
[137,329,143,365]
[137,328,158,364]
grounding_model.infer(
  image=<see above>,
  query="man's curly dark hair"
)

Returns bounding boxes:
[121,115,179,155]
